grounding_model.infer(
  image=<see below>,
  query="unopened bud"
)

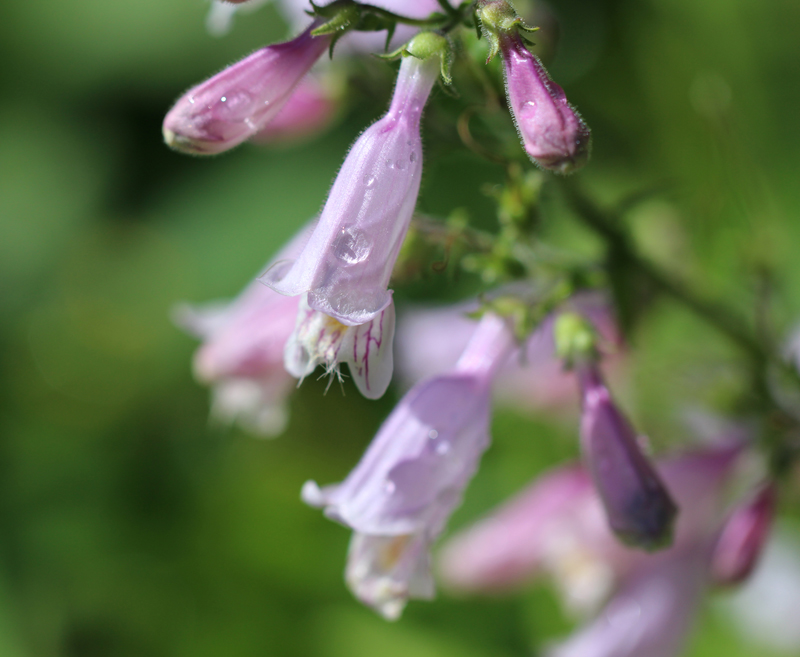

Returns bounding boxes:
[578,364,677,550]
[163,25,330,155]
[711,482,776,586]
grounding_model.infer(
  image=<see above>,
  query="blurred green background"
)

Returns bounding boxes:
[1,0,800,655]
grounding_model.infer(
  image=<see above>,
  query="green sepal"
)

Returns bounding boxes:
[554,312,599,369]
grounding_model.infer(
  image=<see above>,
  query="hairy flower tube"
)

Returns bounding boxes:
[260,52,440,326]
[498,32,591,173]
[302,312,516,619]
[578,362,678,550]
[440,445,745,657]
[476,0,591,173]
[163,23,331,155]
[284,294,395,399]
[173,224,315,435]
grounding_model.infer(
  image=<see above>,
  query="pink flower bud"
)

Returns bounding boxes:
[163,24,331,155]
[578,364,677,550]
[500,33,591,173]
[710,482,776,586]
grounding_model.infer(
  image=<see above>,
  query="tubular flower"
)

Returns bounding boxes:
[163,23,331,155]
[439,445,746,657]
[260,53,440,326]
[173,224,314,436]
[302,312,516,619]
[578,363,677,550]
[284,294,395,400]
[439,445,742,604]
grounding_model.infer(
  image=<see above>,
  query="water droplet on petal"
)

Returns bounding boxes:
[428,429,439,440]
[409,151,417,163]
[363,174,376,188]
[384,480,396,495]
[395,159,407,170]
[435,441,451,455]
[333,227,371,265]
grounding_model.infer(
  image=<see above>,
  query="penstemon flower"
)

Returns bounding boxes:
[440,444,747,657]
[260,51,440,326]
[163,23,331,155]
[302,312,516,619]
[284,294,395,399]
[173,223,315,436]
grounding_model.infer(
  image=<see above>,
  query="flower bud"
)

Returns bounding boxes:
[163,24,331,155]
[500,33,591,173]
[578,364,677,550]
[710,482,776,587]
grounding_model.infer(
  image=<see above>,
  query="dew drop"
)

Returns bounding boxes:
[435,441,451,455]
[395,159,407,170]
[333,227,371,265]
[428,429,439,440]
[363,174,376,188]
[409,151,417,163]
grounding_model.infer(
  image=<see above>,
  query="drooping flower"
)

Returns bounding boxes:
[439,445,742,605]
[284,294,395,399]
[577,362,677,550]
[173,223,314,436]
[302,312,516,619]
[260,51,441,326]
[163,23,331,155]
[439,444,746,657]
[710,481,776,586]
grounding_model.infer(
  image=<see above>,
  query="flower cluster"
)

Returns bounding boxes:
[165,1,786,655]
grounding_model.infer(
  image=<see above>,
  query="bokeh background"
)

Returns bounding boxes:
[2,0,800,655]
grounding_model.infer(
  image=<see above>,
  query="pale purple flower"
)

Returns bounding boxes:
[578,363,677,549]
[439,445,742,599]
[439,444,745,657]
[173,224,314,435]
[163,24,331,155]
[499,32,591,173]
[284,294,395,399]
[260,54,440,326]
[302,313,516,619]
[710,481,776,586]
